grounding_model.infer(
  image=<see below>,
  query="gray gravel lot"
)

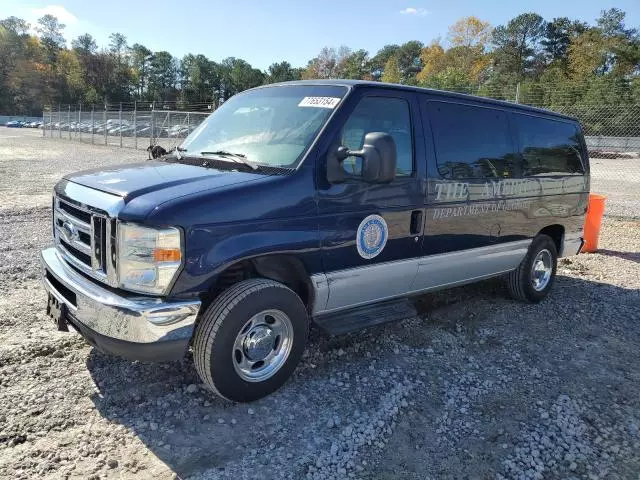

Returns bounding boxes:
[0,128,639,479]
[589,156,640,219]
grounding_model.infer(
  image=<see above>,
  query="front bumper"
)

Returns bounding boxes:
[40,247,201,361]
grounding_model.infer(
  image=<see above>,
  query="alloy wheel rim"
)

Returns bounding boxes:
[232,309,293,382]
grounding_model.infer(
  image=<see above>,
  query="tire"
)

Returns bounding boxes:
[507,234,558,303]
[192,278,309,402]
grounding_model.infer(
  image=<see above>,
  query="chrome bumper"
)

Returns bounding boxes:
[40,247,201,360]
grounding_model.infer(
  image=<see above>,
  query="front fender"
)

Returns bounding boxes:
[170,217,323,297]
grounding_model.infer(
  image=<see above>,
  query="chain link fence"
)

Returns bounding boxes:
[41,103,210,151]
[41,84,640,218]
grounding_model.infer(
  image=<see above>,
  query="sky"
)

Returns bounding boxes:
[1,0,639,70]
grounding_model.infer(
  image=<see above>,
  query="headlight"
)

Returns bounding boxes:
[118,223,182,295]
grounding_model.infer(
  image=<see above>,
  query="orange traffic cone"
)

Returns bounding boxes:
[582,194,606,253]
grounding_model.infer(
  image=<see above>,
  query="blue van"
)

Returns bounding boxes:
[41,81,589,401]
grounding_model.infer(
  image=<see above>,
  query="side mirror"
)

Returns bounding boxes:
[327,132,397,184]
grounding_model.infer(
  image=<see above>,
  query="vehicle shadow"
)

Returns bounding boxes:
[85,274,640,479]
[596,249,640,264]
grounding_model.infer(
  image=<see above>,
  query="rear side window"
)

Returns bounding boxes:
[428,101,516,179]
[515,114,584,176]
[340,96,414,177]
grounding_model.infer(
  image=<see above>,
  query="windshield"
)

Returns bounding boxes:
[180,85,348,168]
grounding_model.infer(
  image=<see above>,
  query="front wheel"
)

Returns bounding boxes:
[192,279,309,402]
[507,234,558,303]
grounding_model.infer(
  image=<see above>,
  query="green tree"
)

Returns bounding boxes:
[37,14,66,63]
[0,18,29,112]
[0,16,30,35]
[1,17,51,114]
[7,55,50,113]
[221,57,264,97]
[131,43,153,98]
[2,9,639,120]
[1,20,23,112]
[369,44,400,80]
[109,33,127,63]
[335,49,370,79]
[492,13,547,80]
[179,53,219,104]
[394,41,424,83]
[381,55,401,83]
[79,51,115,104]
[71,33,97,55]
[596,8,635,38]
[417,33,490,87]
[148,51,178,102]
[541,17,587,65]
[265,61,302,83]
[595,8,640,76]
[420,67,474,92]
[56,49,86,101]
[71,34,103,104]
[567,28,609,78]
[106,33,133,101]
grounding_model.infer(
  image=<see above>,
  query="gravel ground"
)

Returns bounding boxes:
[1,129,639,479]
[589,156,640,219]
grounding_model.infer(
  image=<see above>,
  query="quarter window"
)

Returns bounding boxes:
[340,97,414,177]
[515,114,584,176]
[428,101,516,179]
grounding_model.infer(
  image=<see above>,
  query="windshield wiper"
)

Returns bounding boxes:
[203,150,246,158]
[199,151,258,171]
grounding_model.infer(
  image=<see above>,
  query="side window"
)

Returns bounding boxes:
[515,114,584,176]
[428,101,516,179]
[340,96,413,177]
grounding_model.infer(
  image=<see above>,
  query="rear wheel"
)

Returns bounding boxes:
[192,279,309,402]
[507,234,558,303]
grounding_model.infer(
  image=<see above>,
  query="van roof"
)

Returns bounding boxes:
[259,79,578,122]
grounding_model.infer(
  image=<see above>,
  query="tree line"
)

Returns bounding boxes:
[0,8,638,116]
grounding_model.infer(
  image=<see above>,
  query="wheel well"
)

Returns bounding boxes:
[204,255,313,311]
[538,224,564,253]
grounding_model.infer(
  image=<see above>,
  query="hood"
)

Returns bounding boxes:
[64,161,264,201]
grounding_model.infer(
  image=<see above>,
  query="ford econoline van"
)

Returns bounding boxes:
[42,81,589,401]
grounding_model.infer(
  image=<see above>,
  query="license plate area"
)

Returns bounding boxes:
[47,294,69,332]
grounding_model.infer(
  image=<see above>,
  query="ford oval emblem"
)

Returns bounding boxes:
[61,221,79,243]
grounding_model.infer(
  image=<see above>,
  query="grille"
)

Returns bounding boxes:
[53,195,116,286]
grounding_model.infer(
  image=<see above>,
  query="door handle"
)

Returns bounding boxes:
[410,210,423,235]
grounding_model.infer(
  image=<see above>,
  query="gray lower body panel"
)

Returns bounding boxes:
[410,240,531,294]
[312,240,531,315]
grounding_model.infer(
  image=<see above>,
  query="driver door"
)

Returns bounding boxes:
[316,89,425,312]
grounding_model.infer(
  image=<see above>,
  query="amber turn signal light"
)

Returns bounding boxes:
[153,248,181,262]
